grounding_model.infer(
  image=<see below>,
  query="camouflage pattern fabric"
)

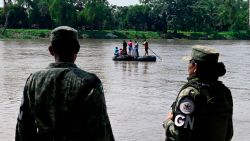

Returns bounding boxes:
[164,77,233,141]
[16,62,115,141]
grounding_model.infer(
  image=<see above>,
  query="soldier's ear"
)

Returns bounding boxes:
[48,45,55,56]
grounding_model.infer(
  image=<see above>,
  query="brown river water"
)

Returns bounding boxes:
[0,39,249,141]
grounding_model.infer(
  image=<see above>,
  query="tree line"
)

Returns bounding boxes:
[0,0,248,33]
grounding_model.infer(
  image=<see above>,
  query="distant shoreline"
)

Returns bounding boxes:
[0,29,249,40]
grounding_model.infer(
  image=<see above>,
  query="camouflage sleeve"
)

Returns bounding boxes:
[15,75,37,141]
[163,119,178,141]
[83,77,115,141]
[164,87,197,141]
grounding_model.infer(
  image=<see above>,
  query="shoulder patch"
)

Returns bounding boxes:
[179,97,195,114]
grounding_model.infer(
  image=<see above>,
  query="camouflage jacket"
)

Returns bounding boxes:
[16,62,115,141]
[164,77,233,141]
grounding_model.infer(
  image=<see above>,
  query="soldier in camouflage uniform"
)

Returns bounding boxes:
[15,26,115,141]
[163,45,233,141]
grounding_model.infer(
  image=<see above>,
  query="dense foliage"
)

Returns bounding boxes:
[0,0,248,33]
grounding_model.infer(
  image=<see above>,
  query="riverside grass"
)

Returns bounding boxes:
[0,29,249,40]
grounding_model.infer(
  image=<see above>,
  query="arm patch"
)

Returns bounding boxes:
[179,97,195,114]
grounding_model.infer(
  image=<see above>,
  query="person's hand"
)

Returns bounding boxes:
[163,112,174,128]
[167,112,173,120]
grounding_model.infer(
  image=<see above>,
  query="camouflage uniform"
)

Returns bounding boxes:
[16,62,115,141]
[164,77,233,141]
[164,45,233,141]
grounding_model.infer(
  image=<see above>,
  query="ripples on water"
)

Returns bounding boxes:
[0,39,249,141]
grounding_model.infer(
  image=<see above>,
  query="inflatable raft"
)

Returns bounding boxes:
[112,55,156,62]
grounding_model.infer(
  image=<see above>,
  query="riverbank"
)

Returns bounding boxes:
[0,29,250,40]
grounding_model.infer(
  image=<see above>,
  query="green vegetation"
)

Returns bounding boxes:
[0,29,50,39]
[0,0,248,35]
[0,29,162,39]
[1,29,249,40]
[0,0,248,40]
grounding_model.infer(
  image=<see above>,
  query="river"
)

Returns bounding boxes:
[0,39,249,141]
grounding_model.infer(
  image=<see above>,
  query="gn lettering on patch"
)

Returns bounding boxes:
[174,97,195,130]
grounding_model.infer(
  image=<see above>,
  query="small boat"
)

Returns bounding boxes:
[112,55,156,62]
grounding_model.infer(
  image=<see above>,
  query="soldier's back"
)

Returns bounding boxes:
[25,63,114,141]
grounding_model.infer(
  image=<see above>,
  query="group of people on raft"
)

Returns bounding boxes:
[114,39,149,58]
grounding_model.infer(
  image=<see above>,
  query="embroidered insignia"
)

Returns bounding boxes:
[174,114,195,130]
[174,114,185,127]
[179,98,195,114]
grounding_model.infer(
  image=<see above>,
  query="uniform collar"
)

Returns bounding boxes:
[187,76,219,85]
[48,62,77,68]
[187,76,199,81]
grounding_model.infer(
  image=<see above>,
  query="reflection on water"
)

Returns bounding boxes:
[0,39,250,141]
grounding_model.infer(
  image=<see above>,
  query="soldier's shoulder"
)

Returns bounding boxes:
[71,68,101,83]
[179,86,200,98]
[28,68,70,81]
[30,68,60,77]
[27,69,48,78]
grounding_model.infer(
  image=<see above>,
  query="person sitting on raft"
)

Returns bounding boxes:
[119,48,123,56]
[114,47,119,57]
